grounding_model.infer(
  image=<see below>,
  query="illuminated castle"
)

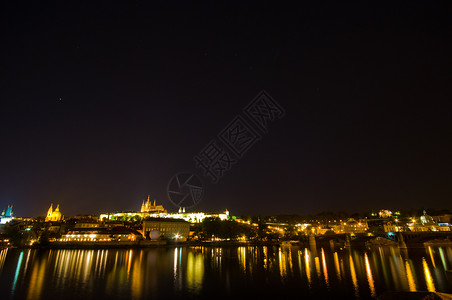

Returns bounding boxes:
[99,195,167,221]
[99,195,228,223]
[45,204,62,222]
[141,195,166,214]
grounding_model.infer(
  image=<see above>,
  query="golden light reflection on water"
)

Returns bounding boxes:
[27,256,46,300]
[288,247,293,274]
[423,257,435,292]
[127,249,133,276]
[2,245,452,299]
[186,251,204,293]
[388,252,402,290]
[238,247,246,273]
[405,260,417,292]
[278,247,287,278]
[314,257,321,278]
[174,248,178,280]
[349,254,359,297]
[0,248,9,275]
[364,253,376,297]
[297,250,302,278]
[321,249,329,288]
[428,246,436,268]
[305,248,311,287]
[333,252,341,280]
[131,251,143,300]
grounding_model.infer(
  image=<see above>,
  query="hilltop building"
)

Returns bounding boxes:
[45,204,63,222]
[99,196,229,223]
[141,195,167,214]
[0,205,14,224]
[164,209,229,223]
[379,210,393,218]
[100,195,168,221]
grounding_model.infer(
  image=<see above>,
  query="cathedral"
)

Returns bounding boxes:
[45,204,62,222]
[141,195,167,214]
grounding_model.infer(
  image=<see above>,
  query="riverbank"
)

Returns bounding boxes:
[4,239,285,249]
[4,235,452,250]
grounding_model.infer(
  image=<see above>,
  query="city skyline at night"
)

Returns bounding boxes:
[1,1,451,217]
[2,2,452,300]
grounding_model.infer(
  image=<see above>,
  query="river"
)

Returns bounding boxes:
[0,245,451,299]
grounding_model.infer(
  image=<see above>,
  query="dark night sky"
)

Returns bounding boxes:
[1,1,451,217]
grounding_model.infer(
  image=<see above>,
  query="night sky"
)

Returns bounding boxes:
[1,1,451,217]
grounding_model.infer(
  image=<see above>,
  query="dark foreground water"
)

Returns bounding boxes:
[0,245,451,299]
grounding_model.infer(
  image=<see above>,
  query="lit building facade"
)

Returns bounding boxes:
[332,218,368,234]
[99,197,229,224]
[45,204,62,222]
[142,218,190,241]
[407,211,451,232]
[99,196,168,221]
[0,205,14,224]
[163,210,230,223]
[141,195,166,214]
[60,228,141,242]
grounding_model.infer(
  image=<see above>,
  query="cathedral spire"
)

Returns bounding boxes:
[47,204,53,216]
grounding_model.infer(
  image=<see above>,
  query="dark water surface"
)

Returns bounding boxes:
[0,245,451,299]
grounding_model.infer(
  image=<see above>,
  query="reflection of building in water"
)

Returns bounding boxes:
[8,245,452,298]
[349,254,359,297]
[305,248,311,286]
[27,257,46,300]
[364,253,376,297]
[321,249,329,287]
[45,204,62,222]
[186,251,204,292]
[423,258,436,292]
[278,248,286,277]
[131,250,144,299]
[333,252,341,280]
[0,249,8,271]
[142,218,190,241]
[405,260,417,292]
[0,205,14,224]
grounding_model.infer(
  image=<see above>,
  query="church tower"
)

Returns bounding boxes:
[45,203,62,222]
[46,204,54,221]
[141,195,152,213]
